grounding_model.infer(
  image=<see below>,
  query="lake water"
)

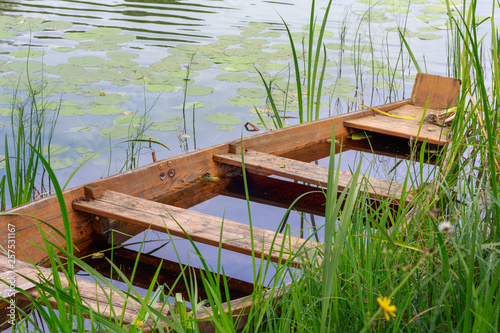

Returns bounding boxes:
[0,0,491,284]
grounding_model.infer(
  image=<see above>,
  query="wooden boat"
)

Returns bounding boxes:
[0,73,460,329]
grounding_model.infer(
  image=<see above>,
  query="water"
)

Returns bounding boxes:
[0,0,490,283]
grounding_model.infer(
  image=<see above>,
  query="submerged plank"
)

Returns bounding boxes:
[213,150,412,204]
[73,185,316,266]
[0,256,166,324]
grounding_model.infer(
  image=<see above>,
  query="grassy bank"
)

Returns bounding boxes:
[1,0,499,332]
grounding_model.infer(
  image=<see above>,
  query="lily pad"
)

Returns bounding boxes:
[0,31,18,39]
[0,107,13,117]
[161,55,193,64]
[415,14,442,22]
[186,85,214,96]
[216,73,250,82]
[8,61,43,73]
[87,27,123,35]
[64,32,101,40]
[103,59,138,68]
[122,67,152,79]
[45,64,85,76]
[227,97,264,106]
[172,102,207,109]
[42,143,70,156]
[165,117,184,123]
[74,147,93,154]
[65,126,90,132]
[99,124,136,139]
[107,52,140,61]
[145,84,175,93]
[68,56,106,67]
[204,112,241,125]
[114,113,151,125]
[59,75,99,85]
[421,5,447,15]
[87,105,128,115]
[150,61,181,72]
[189,59,213,70]
[148,122,178,131]
[218,125,234,131]
[50,46,77,52]
[97,34,136,43]
[76,88,105,97]
[418,33,443,40]
[42,20,74,30]
[94,94,130,105]
[238,87,267,98]
[9,49,46,59]
[219,63,251,72]
[51,84,82,93]
[60,106,85,116]
[86,68,127,81]
[370,81,402,90]
[0,94,23,105]
[76,41,121,51]
[49,157,74,170]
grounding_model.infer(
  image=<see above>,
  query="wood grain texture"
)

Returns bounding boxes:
[73,186,317,266]
[410,73,461,108]
[0,255,169,324]
[343,105,450,145]
[214,150,412,204]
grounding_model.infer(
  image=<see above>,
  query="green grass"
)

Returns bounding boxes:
[1,0,500,331]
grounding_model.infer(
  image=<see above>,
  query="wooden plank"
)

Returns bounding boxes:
[410,73,461,108]
[343,107,450,145]
[230,100,409,155]
[0,256,169,324]
[214,150,412,204]
[73,185,316,266]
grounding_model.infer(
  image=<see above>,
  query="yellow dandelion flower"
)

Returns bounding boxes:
[377,296,397,321]
[136,319,144,327]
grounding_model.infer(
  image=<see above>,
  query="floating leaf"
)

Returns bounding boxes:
[111,80,130,86]
[114,113,150,125]
[165,117,184,123]
[99,124,136,139]
[94,94,130,105]
[148,122,178,131]
[421,5,447,15]
[161,55,193,64]
[0,155,5,170]
[369,81,402,90]
[103,59,138,68]
[68,56,106,67]
[60,106,85,116]
[86,68,127,81]
[0,31,18,38]
[0,94,22,105]
[49,157,74,170]
[87,105,128,115]
[74,147,93,153]
[219,63,250,72]
[122,67,152,79]
[65,126,90,133]
[87,27,123,35]
[150,61,181,72]
[172,102,207,109]
[76,41,121,51]
[238,87,267,98]
[218,125,234,131]
[42,143,70,156]
[97,34,136,43]
[9,49,46,59]
[0,107,12,117]
[107,52,140,60]
[189,59,213,70]
[45,64,85,76]
[204,112,241,125]
[186,85,214,96]
[418,33,443,40]
[415,14,442,22]
[76,88,105,97]
[61,100,80,107]
[262,62,288,70]
[8,61,43,73]
[145,84,175,93]
[64,32,101,40]
[50,46,77,52]
[60,75,99,85]
[216,73,250,82]
[42,20,74,30]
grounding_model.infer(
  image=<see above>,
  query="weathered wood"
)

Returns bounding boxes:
[214,150,412,204]
[410,73,461,108]
[0,256,169,324]
[344,105,450,145]
[229,100,409,155]
[73,186,316,266]
[86,245,253,300]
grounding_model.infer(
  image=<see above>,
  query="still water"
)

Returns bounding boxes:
[0,0,488,283]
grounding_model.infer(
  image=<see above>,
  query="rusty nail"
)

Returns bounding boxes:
[167,161,172,167]
[168,169,175,177]
[158,164,163,170]
[159,173,165,180]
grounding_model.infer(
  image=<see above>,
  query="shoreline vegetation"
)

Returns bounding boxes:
[1,0,500,332]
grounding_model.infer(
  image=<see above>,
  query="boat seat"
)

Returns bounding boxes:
[213,150,412,204]
[73,185,316,267]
